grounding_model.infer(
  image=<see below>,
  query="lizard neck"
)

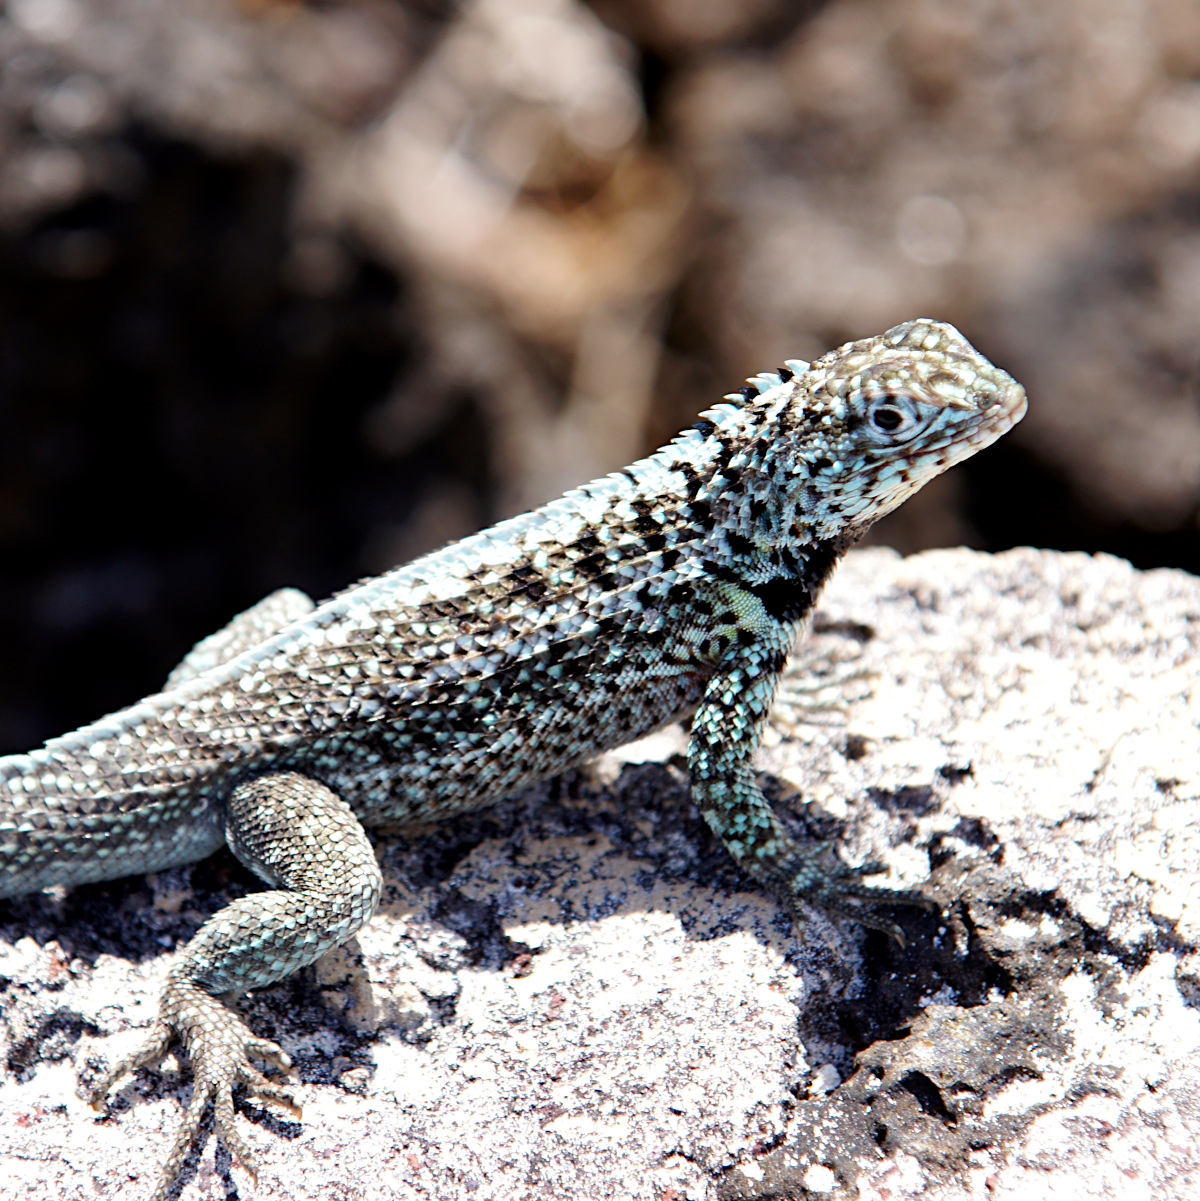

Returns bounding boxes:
[738,530,858,622]
[687,424,862,625]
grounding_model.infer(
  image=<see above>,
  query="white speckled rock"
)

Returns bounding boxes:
[4,546,1200,1200]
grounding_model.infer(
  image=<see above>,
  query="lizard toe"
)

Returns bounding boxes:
[244,1036,292,1072]
[240,1065,301,1117]
[146,1074,217,1201]
[86,1019,173,1110]
[212,1082,260,1186]
[800,879,937,946]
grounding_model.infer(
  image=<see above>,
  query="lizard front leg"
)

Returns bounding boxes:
[90,771,382,1200]
[687,611,926,942]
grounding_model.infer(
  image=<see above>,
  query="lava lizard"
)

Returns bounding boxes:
[0,319,1026,1198]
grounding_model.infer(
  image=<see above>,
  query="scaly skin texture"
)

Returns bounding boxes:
[0,319,1025,1198]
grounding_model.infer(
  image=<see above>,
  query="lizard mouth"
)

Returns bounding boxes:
[997,379,1028,426]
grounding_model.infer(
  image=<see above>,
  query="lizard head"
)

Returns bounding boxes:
[779,318,1026,542]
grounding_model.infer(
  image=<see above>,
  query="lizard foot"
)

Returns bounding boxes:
[90,973,298,1201]
[776,845,936,946]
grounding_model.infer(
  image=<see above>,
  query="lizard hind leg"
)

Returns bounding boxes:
[91,771,382,1199]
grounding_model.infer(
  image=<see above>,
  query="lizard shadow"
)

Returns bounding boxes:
[358,754,1150,1198]
[1,756,1009,1079]
[1,753,1145,1198]
[357,757,1014,1080]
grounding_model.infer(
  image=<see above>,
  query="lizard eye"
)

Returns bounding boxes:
[862,393,929,442]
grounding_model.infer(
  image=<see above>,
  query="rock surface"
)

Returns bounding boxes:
[3,545,1200,1200]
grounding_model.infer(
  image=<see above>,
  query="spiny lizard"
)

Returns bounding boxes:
[0,319,1025,1198]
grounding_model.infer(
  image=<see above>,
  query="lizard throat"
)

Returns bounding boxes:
[744,535,851,622]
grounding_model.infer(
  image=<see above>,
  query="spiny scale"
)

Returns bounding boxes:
[0,319,1026,1200]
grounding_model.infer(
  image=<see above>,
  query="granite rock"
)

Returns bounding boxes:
[2,546,1200,1199]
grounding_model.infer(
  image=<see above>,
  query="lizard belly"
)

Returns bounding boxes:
[324,662,709,830]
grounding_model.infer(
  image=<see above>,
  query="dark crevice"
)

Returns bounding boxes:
[0,126,494,755]
[899,1070,955,1121]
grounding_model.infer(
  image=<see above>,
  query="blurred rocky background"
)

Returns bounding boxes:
[1,0,1199,750]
